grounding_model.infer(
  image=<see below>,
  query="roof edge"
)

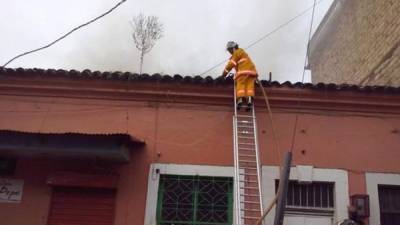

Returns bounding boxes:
[0,67,399,94]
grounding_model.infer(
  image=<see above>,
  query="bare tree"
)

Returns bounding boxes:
[131,14,163,74]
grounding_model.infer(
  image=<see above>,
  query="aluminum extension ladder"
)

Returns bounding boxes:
[233,88,264,225]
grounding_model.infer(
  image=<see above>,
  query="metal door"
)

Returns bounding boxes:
[48,187,116,225]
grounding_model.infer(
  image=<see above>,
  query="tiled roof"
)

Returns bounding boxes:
[1,67,399,94]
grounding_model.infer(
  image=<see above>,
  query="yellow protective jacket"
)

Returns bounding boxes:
[222,48,258,79]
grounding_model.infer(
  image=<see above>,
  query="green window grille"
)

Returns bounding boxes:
[157,175,233,225]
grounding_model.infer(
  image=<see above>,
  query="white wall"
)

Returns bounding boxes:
[366,172,400,225]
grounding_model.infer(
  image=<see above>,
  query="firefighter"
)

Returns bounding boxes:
[221,41,258,110]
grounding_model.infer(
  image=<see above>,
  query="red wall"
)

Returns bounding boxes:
[0,91,399,225]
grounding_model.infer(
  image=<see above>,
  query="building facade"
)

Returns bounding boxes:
[0,68,399,225]
[309,0,400,86]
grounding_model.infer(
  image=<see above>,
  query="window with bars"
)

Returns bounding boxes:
[275,180,335,215]
[157,175,233,225]
[379,185,400,225]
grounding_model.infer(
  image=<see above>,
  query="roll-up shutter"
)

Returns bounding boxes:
[48,187,116,225]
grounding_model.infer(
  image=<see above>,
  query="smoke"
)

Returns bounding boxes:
[0,0,333,82]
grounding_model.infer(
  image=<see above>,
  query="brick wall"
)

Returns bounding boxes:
[309,0,400,86]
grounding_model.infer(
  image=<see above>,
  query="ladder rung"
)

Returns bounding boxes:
[239,173,258,176]
[240,163,258,167]
[238,150,255,153]
[237,118,252,121]
[239,166,257,169]
[240,167,257,170]
[239,154,256,157]
[238,147,255,151]
[241,216,260,220]
[236,115,253,118]
[238,143,255,146]
[237,133,254,137]
[237,126,254,129]
[239,147,256,152]
[238,134,254,137]
[238,123,253,125]
[239,134,254,136]
[241,208,262,212]
[238,136,254,139]
[239,180,258,183]
[240,193,260,197]
[239,131,254,134]
[242,201,260,204]
[239,160,257,163]
[237,120,253,123]
[240,186,259,190]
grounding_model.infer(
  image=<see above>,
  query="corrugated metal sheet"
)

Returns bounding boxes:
[47,187,116,225]
[0,130,144,162]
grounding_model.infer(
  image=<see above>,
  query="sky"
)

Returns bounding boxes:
[0,0,333,82]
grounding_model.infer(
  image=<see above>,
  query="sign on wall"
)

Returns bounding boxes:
[0,179,24,203]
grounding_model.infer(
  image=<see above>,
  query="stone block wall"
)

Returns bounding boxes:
[309,0,400,86]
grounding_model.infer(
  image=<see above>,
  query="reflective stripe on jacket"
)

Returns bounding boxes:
[223,48,258,79]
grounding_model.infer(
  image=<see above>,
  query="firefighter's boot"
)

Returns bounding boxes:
[236,97,244,110]
[246,96,253,112]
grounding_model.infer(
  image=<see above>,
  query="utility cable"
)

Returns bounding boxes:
[198,0,325,76]
[289,0,317,153]
[2,0,127,67]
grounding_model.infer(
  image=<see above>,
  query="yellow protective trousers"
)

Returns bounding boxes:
[236,75,256,98]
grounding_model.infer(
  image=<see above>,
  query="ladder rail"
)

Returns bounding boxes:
[233,115,242,225]
[252,104,264,216]
[233,83,242,225]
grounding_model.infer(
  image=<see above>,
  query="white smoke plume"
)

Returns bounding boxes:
[0,0,333,82]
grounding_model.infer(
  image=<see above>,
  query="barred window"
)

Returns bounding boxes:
[276,180,335,215]
[157,175,233,225]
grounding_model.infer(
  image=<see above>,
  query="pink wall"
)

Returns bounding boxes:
[257,112,400,172]
[0,82,399,225]
[1,159,51,225]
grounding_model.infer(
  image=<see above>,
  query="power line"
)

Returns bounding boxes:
[244,0,324,50]
[2,0,127,67]
[198,0,325,76]
[289,0,318,153]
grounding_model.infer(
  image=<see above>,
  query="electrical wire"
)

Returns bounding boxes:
[2,0,127,67]
[198,0,325,76]
[290,0,317,153]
